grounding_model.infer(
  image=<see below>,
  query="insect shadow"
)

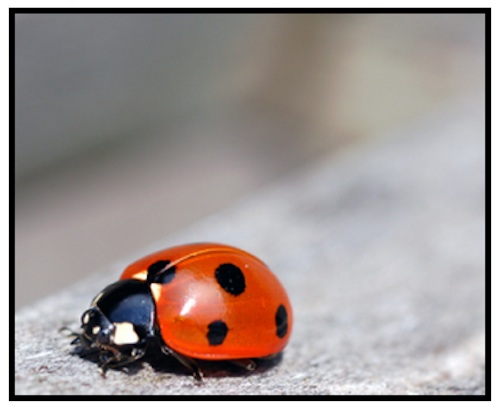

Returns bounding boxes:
[146,344,284,379]
[67,334,283,380]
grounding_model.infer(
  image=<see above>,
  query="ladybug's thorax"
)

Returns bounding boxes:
[78,279,156,364]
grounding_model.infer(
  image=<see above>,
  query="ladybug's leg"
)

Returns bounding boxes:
[160,345,203,383]
[97,352,114,377]
[97,346,146,377]
[229,359,256,371]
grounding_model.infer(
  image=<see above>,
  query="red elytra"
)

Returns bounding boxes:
[120,243,293,360]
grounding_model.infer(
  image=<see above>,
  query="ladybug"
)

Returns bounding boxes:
[69,243,292,381]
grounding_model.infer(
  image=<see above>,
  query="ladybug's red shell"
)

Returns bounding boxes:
[120,243,292,360]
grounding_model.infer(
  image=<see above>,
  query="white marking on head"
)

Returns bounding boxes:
[111,322,139,345]
[92,326,101,335]
[82,312,90,325]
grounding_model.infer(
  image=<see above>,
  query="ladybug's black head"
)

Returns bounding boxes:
[76,279,156,369]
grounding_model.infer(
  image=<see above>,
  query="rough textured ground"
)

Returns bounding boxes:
[14,95,486,396]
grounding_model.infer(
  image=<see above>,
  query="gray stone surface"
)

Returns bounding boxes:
[14,96,486,395]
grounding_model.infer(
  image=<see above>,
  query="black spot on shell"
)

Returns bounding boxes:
[215,263,245,296]
[207,320,228,346]
[275,304,288,338]
[147,260,176,284]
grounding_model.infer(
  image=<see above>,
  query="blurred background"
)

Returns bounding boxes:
[15,13,485,310]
